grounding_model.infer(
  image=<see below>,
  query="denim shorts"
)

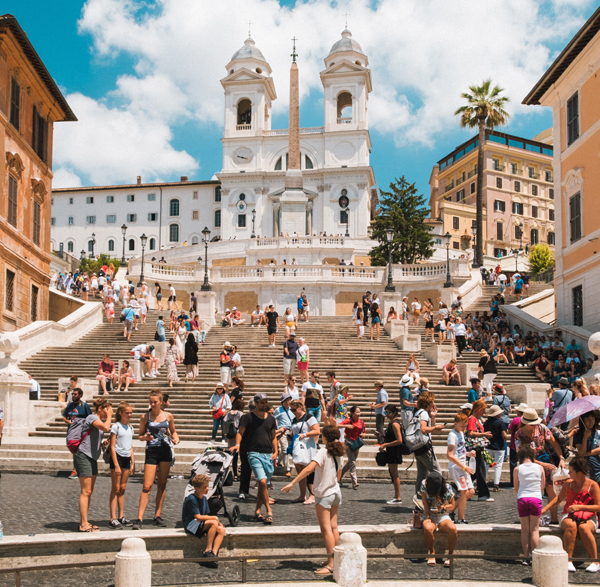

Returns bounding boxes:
[307,407,321,422]
[248,451,274,483]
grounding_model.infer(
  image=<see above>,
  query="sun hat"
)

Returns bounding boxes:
[521,408,542,426]
[289,332,296,337]
[515,403,528,413]
[460,403,473,410]
[254,392,268,402]
[399,374,414,386]
[469,376,480,382]
[487,405,504,418]
[233,306,237,310]
[215,382,224,388]
[559,377,570,386]
[374,380,384,387]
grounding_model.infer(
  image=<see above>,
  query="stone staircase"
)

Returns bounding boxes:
[464,283,551,314]
[2,288,548,481]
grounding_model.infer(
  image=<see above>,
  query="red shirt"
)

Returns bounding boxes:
[99,360,114,374]
[467,416,483,434]
[340,417,365,441]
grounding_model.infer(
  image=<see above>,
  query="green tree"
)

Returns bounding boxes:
[369,177,435,266]
[528,243,554,275]
[455,79,510,267]
[79,253,121,275]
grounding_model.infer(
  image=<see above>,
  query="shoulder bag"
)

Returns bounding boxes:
[347,421,365,452]
[212,395,226,420]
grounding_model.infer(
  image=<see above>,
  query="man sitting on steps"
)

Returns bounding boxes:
[131,344,160,379]
[443,359,461,386]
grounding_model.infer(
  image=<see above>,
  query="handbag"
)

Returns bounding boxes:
[102,424,118,465]
[287,413,308,456]
[154,331,160,341]
[375,451,387,467]
[212,395,226,420]
[347,420,365,452]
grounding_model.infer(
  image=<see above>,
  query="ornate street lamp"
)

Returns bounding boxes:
[345,209,350,237]
[121,224,128,264]
[384,227,396,292]
[89,233,96,259]
[251,209,256,239]
[444,231,453,288]
[201,226,211,291]
[518,222,524,251]
[80,250,86,262]
[137,233,148,287]
[471,219,479,269]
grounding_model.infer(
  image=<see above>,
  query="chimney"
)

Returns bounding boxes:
[180,176,188,182]
[137,176,142,185]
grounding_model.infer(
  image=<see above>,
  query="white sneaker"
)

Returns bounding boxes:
[221,439,227,445]
[155,371,162,375]
[146,373,156,378]
[386,498,402,504]
[586,563,600,573]
[251,325,255,327]
[568,562,577,572]
[134,327,138,330]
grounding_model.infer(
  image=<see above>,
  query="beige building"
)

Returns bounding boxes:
[0,14,76,332]
[524,6,600,331]
[429,130,554,258]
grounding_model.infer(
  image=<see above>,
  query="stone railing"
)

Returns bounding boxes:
[254,236,346,248]
[147,263,195,278]
[263,127,324,137]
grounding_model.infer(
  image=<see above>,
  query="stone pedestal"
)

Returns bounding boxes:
[421,344,456,369]
[0,333,33,437]
[380,293,402,318]
[58,377,97,402]
[196,291,217,326]
[153,342,167,365]
[115,537,151,587]
[280,180,307,236]
[333,532,367,587]
[532,535,567,587]
[384,319,408,339]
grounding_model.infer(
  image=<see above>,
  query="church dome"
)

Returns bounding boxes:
[328,29,365,56]
[231,36,266,62]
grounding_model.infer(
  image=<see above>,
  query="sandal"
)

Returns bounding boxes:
[444,559,451,568]
[493,486,500,492]
[252,514,265,523]
[79,525,99,532]
[314,566,333,576]
[264,515,273,525]
[427,558,436,567]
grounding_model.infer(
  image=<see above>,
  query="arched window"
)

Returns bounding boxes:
[191,236,199,245]
[149,238,156,250]
[275,153,289,171]
[215,186,221,202]
[170,199,180,217]
[305,155,314,169]
[237,99,252,125]
[108,239,115,252]
[337,92,353,123]
[67,241,74,253]
[530,228,539,245]
[169,224,179,242]
[128,238,135,251]
[215,209,221,228]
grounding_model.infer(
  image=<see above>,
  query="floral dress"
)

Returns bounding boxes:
[164,344,179,382]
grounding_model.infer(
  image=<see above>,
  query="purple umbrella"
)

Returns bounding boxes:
[548,396,600,428]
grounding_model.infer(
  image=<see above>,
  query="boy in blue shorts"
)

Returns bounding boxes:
[182,474,226,568]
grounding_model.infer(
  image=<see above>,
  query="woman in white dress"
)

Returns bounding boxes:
[138,295,148,324]
[176,318,187,358]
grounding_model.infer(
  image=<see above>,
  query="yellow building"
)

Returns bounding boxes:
[524,6,600,331]
[429,130,554,258]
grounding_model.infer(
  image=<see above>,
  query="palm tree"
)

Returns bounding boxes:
[455,80,510,267]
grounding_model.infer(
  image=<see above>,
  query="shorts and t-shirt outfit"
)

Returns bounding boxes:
[182,493,210,537]
[74,414,103,477]
[109,422,134,470]
[516,461,544,517]
[144,416,172,465]
[266,311,279,335]
[240,412,277,484]
[312,447,343,509]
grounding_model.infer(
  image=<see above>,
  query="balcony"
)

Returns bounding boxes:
[236,124,252,131]
[511,168,523,176]
[528,172,540,179]
[468,169,478,178]
[492,163,504,172]
[444,180,455,193]
[337,117,353,124]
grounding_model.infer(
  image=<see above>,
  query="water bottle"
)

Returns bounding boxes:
[0,521,3,540]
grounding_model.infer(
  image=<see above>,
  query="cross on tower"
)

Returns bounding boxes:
[291,37,298,63]
[344,11,350,28]
[248,19,252,36]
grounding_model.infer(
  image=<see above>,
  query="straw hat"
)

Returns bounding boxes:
[487,405,504,418]
[520,408,542,426]
[515,403,528,413]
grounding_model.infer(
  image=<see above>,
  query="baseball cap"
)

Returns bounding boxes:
[254,392,268,402]
[460,403,473,410]
[289,332,296,337]
[280,392,293,403]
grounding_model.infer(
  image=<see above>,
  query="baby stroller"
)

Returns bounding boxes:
[184,448,240,526]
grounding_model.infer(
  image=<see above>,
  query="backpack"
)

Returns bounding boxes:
[66,418,93,454]
[404,409,430,453]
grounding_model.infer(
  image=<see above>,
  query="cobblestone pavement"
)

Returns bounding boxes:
[0,473,522,535]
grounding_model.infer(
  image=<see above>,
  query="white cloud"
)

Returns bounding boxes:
[51,0,596,185]
[53,168,83,189]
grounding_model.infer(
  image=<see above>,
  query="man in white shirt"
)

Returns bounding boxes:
[28,375,41,401]
[497,273,507,293]
[251,305,264,327]
[131,344,160,377]
[301,372,325,422]
[168,284,177,311]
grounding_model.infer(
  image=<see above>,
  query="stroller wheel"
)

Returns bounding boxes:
[228,505,240,527]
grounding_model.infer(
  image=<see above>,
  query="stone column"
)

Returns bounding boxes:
[0,333,33,438]
[115,537,152,587]
[333,532,367,586]
[196,291,217,326]
[532,535,567,587]
[273,202,280,237]
[307,200,313,236]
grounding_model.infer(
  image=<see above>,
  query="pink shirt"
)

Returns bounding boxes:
[508,416,521,450]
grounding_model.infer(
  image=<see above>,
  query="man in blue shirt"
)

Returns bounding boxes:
[273,393,294,477]
[368,380,388,445]
[182,474,226,567]
[156,316,166,342]
[121,305,136,342]
[467,377,482,404]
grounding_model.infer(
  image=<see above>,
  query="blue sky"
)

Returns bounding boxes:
[5,0,597,201]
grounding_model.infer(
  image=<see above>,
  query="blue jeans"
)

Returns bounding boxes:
[212,416,224,441]
[307,407,321,422]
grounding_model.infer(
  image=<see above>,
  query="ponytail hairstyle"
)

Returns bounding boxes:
[322,425,346,458]
[116,401,131,422]
[93,398,112,412]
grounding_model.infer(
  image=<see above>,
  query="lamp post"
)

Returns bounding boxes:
[444,231,453,288]
[201,226,211,291]
[518,222,524,251]
[251,209,256,239]
[121,224,128,264]
[137,233,148,287]
[345,209,350,237]
[384,228,395,292]
[471,219,478,268]
[80,250,86,262]
[89,233,96,259]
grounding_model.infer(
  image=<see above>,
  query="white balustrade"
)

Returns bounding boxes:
[236,124,252,131]
[262,127,324,137]
[337,117,353,124]
[148,263,195,278]
[254,236,345,248]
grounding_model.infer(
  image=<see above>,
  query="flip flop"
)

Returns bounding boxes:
[314,566,333,575]
[264,515,273,525]
[427,558,436,567]
[79,525,99,532]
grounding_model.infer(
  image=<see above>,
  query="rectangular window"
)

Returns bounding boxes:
[496,222,503,241]
[532,185,538,196]
[512,202,524,215]
[567,92,579,146]
[51,217,55,226]
[192,210,199,220]
[532,206,538,218]
[238,214,246,228]
[456,189,464,202]
[106,195,114,203]
[549,188,554,200]
[32,201,41,246]
[511,163,518,175]
[494,200,506,212]
[470,182,475,194]
[68,216,74,225]
[148,213,157,222]
[452,241,459,250]
[69,197,73,204]
[193,191,198,200]
[106,215,116,223]
[215,186,221,202]
[549,209,555,221]
[127,194,135,202]
[528,167,536,179]
[32,107,48,162]
[496,177,502,189]
[5,269,15,312]
[514,181,521,192]
[340,209,349,224]
[127,213,137,223]
[573,285,583,327]
[452,217,459,230]
[7,175,17,227]
[214,209,221,228]
[9,77,20,130]
[31,285,39,322]
[86,215,96,224]
[548,231,555,245]
[570,192,582,243]
[148,193,156,201]
[86,196,94,204]
[493,159,501,171]
[545,171,553,182]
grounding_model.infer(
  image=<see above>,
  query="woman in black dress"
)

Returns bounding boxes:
[183,333,198,383]
[378,404,404,505]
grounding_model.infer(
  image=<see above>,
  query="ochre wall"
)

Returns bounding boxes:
[224,291,258,314]
[404,289,443,309]
[212,257,247,267]
[354,256,371,266]
[335,291,361,316]
[581,66,600,135]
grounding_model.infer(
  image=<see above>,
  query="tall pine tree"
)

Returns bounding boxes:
[369,177,435,266]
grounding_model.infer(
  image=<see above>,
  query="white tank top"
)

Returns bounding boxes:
[517,461,543,499]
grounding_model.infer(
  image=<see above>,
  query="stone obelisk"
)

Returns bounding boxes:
[280,38,308,236]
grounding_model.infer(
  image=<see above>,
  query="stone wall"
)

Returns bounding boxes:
[224,291,258,314]
[49,289,85,322]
